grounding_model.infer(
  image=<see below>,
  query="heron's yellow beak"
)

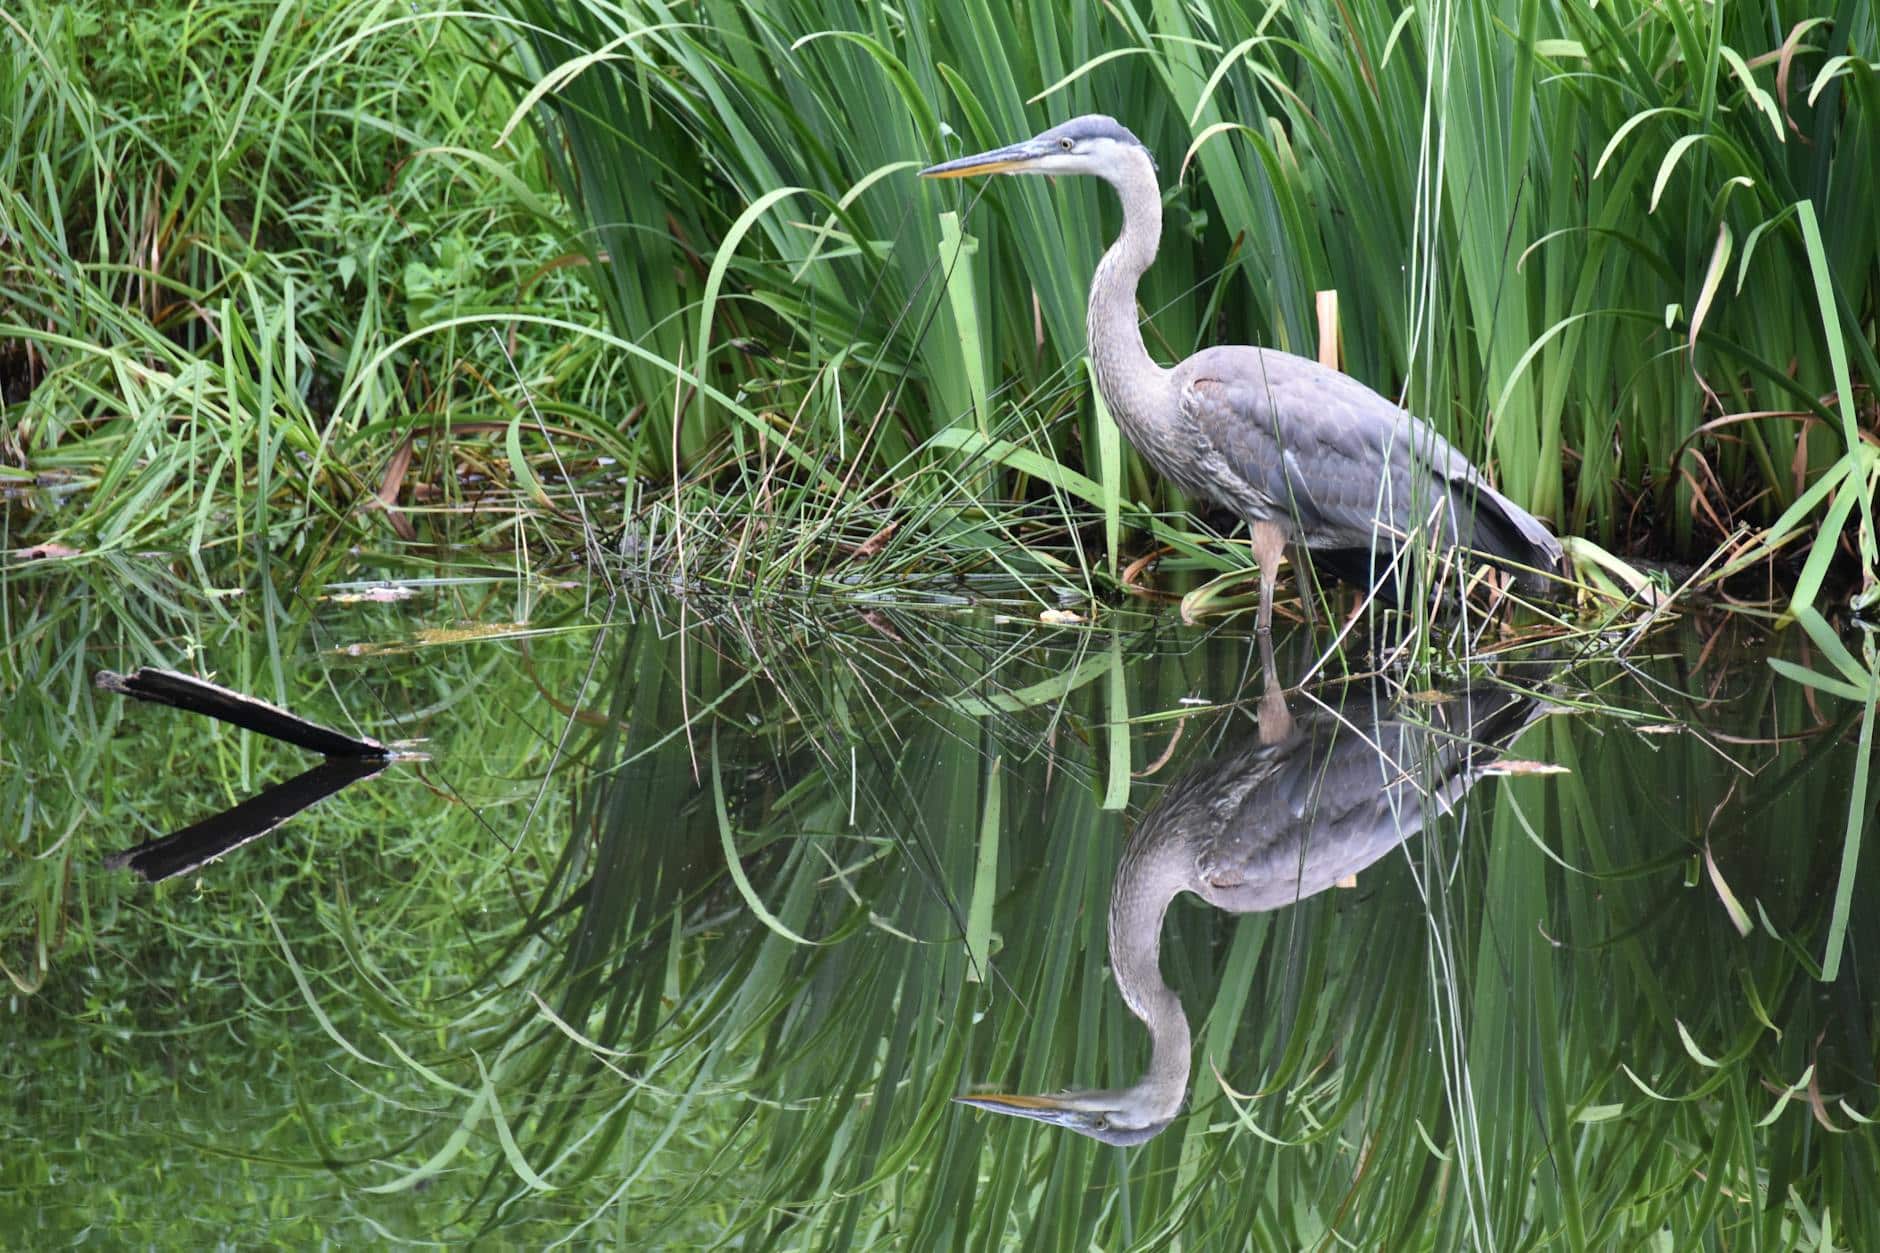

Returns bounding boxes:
[955,1092,1071,1112]
[921,159,1026,178]
[918,140,1048,179]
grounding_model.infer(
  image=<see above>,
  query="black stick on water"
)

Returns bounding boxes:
[98,667,394,882]
[96,667,389,758]
[104,757,388,882]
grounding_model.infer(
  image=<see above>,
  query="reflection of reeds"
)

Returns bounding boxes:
[1,554,616,1239]
[363,610,1874,1246]
[7,564,1873,1241]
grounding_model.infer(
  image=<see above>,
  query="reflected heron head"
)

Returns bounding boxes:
[955,1088,1174,1146]
[919,115,1150,183]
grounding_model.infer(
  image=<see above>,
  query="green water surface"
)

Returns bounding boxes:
[3,564,1874,1248]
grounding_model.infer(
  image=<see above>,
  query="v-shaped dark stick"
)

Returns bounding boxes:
[98,668,393,883]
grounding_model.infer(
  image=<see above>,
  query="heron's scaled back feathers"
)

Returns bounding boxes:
[1171,346,1564,593]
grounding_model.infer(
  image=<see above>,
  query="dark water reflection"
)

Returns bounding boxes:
[5,580,1876,1246]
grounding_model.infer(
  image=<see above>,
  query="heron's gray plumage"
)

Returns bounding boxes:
[1172,348,1561,593]
[921,114,1565,627]
[1037,114,1145,149]
[1152,677,1543,911]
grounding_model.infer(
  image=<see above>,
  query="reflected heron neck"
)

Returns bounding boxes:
[1108,821,1195,1117]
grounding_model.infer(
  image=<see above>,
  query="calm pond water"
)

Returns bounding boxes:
[4,567,1875,1246]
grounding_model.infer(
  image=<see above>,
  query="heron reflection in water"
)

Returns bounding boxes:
[921,117,1563,629]
[958,650,1547,1144]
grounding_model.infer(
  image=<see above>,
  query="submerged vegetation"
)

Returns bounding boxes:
[4,0,1879,1246]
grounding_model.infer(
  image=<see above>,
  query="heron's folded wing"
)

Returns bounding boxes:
[1179,349,1561,577]
[1178,353,1435,540]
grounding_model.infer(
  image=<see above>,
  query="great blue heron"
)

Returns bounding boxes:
[957,651,1547,1143]
[921,116,1564,630]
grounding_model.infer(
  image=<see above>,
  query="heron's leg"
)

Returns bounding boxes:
[1256,630,1293,745]
[1290,544,1318,627]
[1251,519,1285,633]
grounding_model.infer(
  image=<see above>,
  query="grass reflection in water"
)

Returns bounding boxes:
[6,587,1875,1248]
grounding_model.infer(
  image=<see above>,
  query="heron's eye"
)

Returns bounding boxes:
[1059,137,1074,152]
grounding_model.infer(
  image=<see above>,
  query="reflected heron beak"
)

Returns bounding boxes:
[918,139,1052,179]
[956,1090,1169,1144]
[956,1091,1093,1130]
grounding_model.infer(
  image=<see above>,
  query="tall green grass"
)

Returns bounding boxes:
[9,0,1870,607]
[494,0,1878,604]
[0,0,602,566]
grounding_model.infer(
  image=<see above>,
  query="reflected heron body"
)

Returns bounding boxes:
[959,669,1545,1144]
[921,116,1564,629]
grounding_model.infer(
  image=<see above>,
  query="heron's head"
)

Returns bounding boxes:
[919,115,1151,184]
[956,1087,1174,1146]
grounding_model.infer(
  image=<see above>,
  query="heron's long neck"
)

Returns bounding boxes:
[1108,824,1193,1115]
[1088,155,1172,438]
